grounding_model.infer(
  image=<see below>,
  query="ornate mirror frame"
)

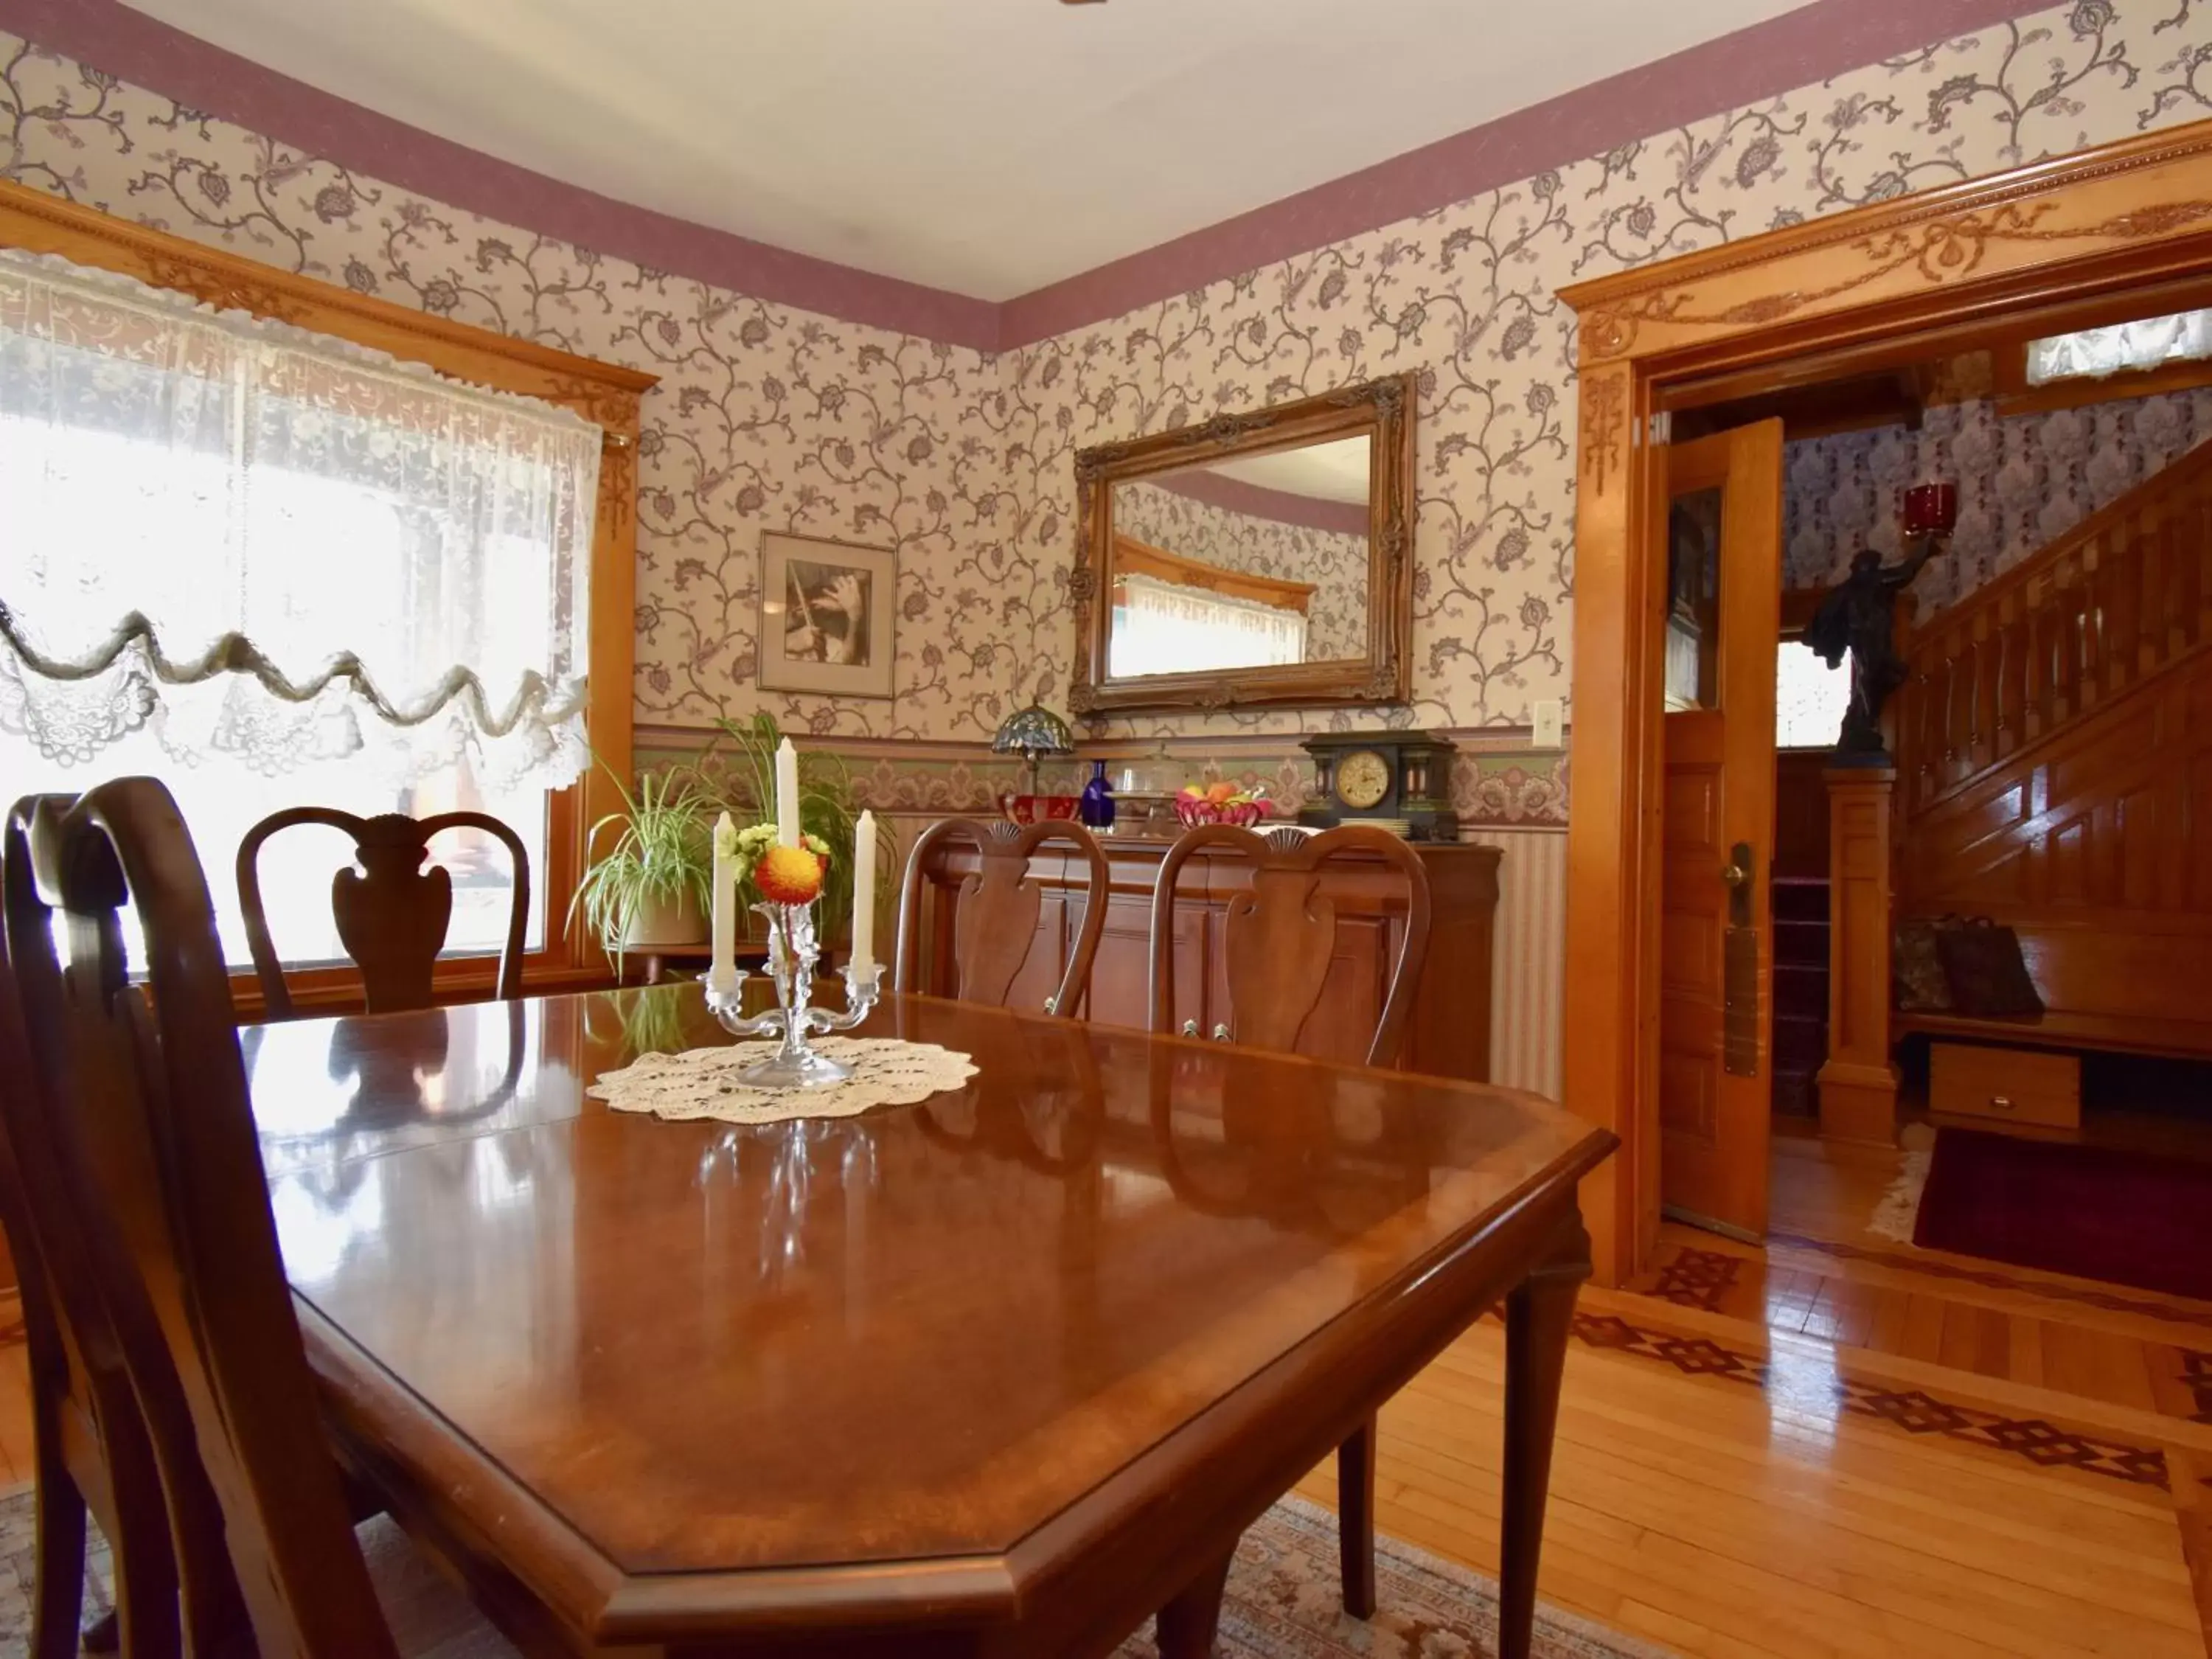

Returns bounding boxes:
[1068,372,1417,717]
[1556,117,2212,1287]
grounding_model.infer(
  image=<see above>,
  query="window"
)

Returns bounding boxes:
[0,215,644,1001]
[1776,640,1851,749]
[2025,307,2212,386]
[1110,573,1307,678]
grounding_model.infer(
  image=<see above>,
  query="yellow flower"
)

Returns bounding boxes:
[755,843,826,905]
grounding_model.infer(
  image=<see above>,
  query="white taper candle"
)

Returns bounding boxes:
[708,811,737,992]
[775,737,801,849]
[851,810,877,975]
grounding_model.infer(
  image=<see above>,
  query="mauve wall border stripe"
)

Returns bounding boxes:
[2,0,2051,355]
[0,0,1003,350]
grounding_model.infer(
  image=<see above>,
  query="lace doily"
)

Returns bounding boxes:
[590,1037,977,1126]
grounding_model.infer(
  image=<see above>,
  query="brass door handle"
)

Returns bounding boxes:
[1722,858,1751,888]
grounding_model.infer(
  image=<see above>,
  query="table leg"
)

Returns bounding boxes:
[1155,1547,1234,1659]
[1498,1210,1591,1659]
[1338,1416,1377,1618]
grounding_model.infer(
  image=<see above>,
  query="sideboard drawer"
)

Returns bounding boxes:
[1929,1041,2081,1130]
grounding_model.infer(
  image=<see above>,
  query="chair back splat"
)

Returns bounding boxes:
[894,818,1110,1017]
[1147,822,1433,1068]
[8,781,404,1659]
[237,807,531,1015]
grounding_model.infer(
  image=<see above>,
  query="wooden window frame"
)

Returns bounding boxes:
[1555,119,2212,1287]
[1110,534,1316,614]
[1989,320,2212,416]
[0,178,657,1020]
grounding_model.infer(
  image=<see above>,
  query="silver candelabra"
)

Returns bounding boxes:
[703,899,883,1088]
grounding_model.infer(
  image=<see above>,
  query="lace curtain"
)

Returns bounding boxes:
[1110,572,1307,677]
[2025,307,2212,386]
[0,248,602,790]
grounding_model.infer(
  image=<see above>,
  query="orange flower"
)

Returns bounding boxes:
[755,843,826,906]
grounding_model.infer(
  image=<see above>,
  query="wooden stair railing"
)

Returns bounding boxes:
[1896,437,2212,816]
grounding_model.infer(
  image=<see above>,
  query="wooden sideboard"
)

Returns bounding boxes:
[909,835,1501,1082]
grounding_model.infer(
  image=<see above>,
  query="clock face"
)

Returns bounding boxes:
[1335,749,1392,811]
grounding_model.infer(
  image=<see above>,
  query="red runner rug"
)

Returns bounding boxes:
[1914,1127,2212,1302]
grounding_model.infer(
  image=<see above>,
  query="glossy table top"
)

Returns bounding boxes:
[249,988,1607,1582]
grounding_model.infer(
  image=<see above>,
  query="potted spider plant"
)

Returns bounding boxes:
[569,759,717,968]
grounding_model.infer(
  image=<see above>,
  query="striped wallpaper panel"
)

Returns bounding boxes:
[1468,827,1568,1101]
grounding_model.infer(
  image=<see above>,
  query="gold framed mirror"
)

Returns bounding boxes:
[1068,373,1416,717]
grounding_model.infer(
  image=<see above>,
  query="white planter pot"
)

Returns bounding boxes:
[620,888,707,950]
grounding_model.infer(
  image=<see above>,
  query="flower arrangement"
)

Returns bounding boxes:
[714,818,832,907]
[1175,781,1273,829]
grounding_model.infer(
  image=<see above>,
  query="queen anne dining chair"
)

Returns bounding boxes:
[9,779,516,1659]
[894,817,1112,1017]
[237,806,532,1017]
[0,798,173,1659]
[1145,819,1435,1621]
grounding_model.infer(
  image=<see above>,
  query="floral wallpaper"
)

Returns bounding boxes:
[1783,389,2212,610]
[7,0,2212,754]
[1110,479,1368,660]
[986,0,2212,741]
[0,32,1030,743]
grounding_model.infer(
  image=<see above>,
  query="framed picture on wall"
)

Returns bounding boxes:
[757,530,896,700]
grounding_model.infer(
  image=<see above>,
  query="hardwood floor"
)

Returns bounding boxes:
[0,1131,2205,1654]
[1291,1128,2212,1658]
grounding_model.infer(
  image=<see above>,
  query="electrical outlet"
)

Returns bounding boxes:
[1532,698,1563,748]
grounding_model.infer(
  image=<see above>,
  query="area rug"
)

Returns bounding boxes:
[0,1485,1670,1659]
[1913,1127,2212,1302]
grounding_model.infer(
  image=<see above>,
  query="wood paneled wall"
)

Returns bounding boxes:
[1900,646,2212,1034]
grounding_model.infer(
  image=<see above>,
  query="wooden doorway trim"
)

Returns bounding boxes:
[1556,116,2212,1287]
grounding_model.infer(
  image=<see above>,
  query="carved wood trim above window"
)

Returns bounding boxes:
[1110,535,1316,615]
[0,178,659,1015]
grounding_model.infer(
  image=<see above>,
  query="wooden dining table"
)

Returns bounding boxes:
[246,986,1615,1658]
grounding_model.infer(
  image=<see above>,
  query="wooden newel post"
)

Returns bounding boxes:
[1816,766,1899,1146]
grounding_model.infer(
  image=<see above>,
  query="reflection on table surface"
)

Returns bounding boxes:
[249,986,1595,1576]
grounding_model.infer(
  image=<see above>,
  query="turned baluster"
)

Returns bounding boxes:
[2052,557,2081,725]
[2140,498,2172,673]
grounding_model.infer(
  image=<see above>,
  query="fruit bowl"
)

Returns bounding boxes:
[1174,784,1271,829]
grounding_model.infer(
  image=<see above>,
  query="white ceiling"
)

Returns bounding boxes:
[1188,437,1372,504]
[124,0,1815,300]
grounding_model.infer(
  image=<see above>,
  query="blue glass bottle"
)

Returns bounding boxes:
[1078,759,1116,830]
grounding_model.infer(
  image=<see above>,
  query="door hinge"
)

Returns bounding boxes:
[1644,411,1674,447]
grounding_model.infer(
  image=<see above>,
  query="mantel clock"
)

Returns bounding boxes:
[1298,731,1458,841]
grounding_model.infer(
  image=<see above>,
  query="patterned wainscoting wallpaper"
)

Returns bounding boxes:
[9,0,2212,756]
[1784,392,2212,611]
[1111,479,1369,661]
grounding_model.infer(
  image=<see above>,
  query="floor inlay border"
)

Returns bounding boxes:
[1644,1246,1745,1311]
[1574,1308,2173,1490]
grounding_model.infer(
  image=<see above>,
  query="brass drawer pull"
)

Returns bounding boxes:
[1211,1023,1231,1042]
[1181,1019,1199,1037]
[1989,1094,2015,1112]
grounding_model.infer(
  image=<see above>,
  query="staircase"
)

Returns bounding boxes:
[1891,438,2212,1051]
[1896,437,2212,817]
[1770,875,1830,1117]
